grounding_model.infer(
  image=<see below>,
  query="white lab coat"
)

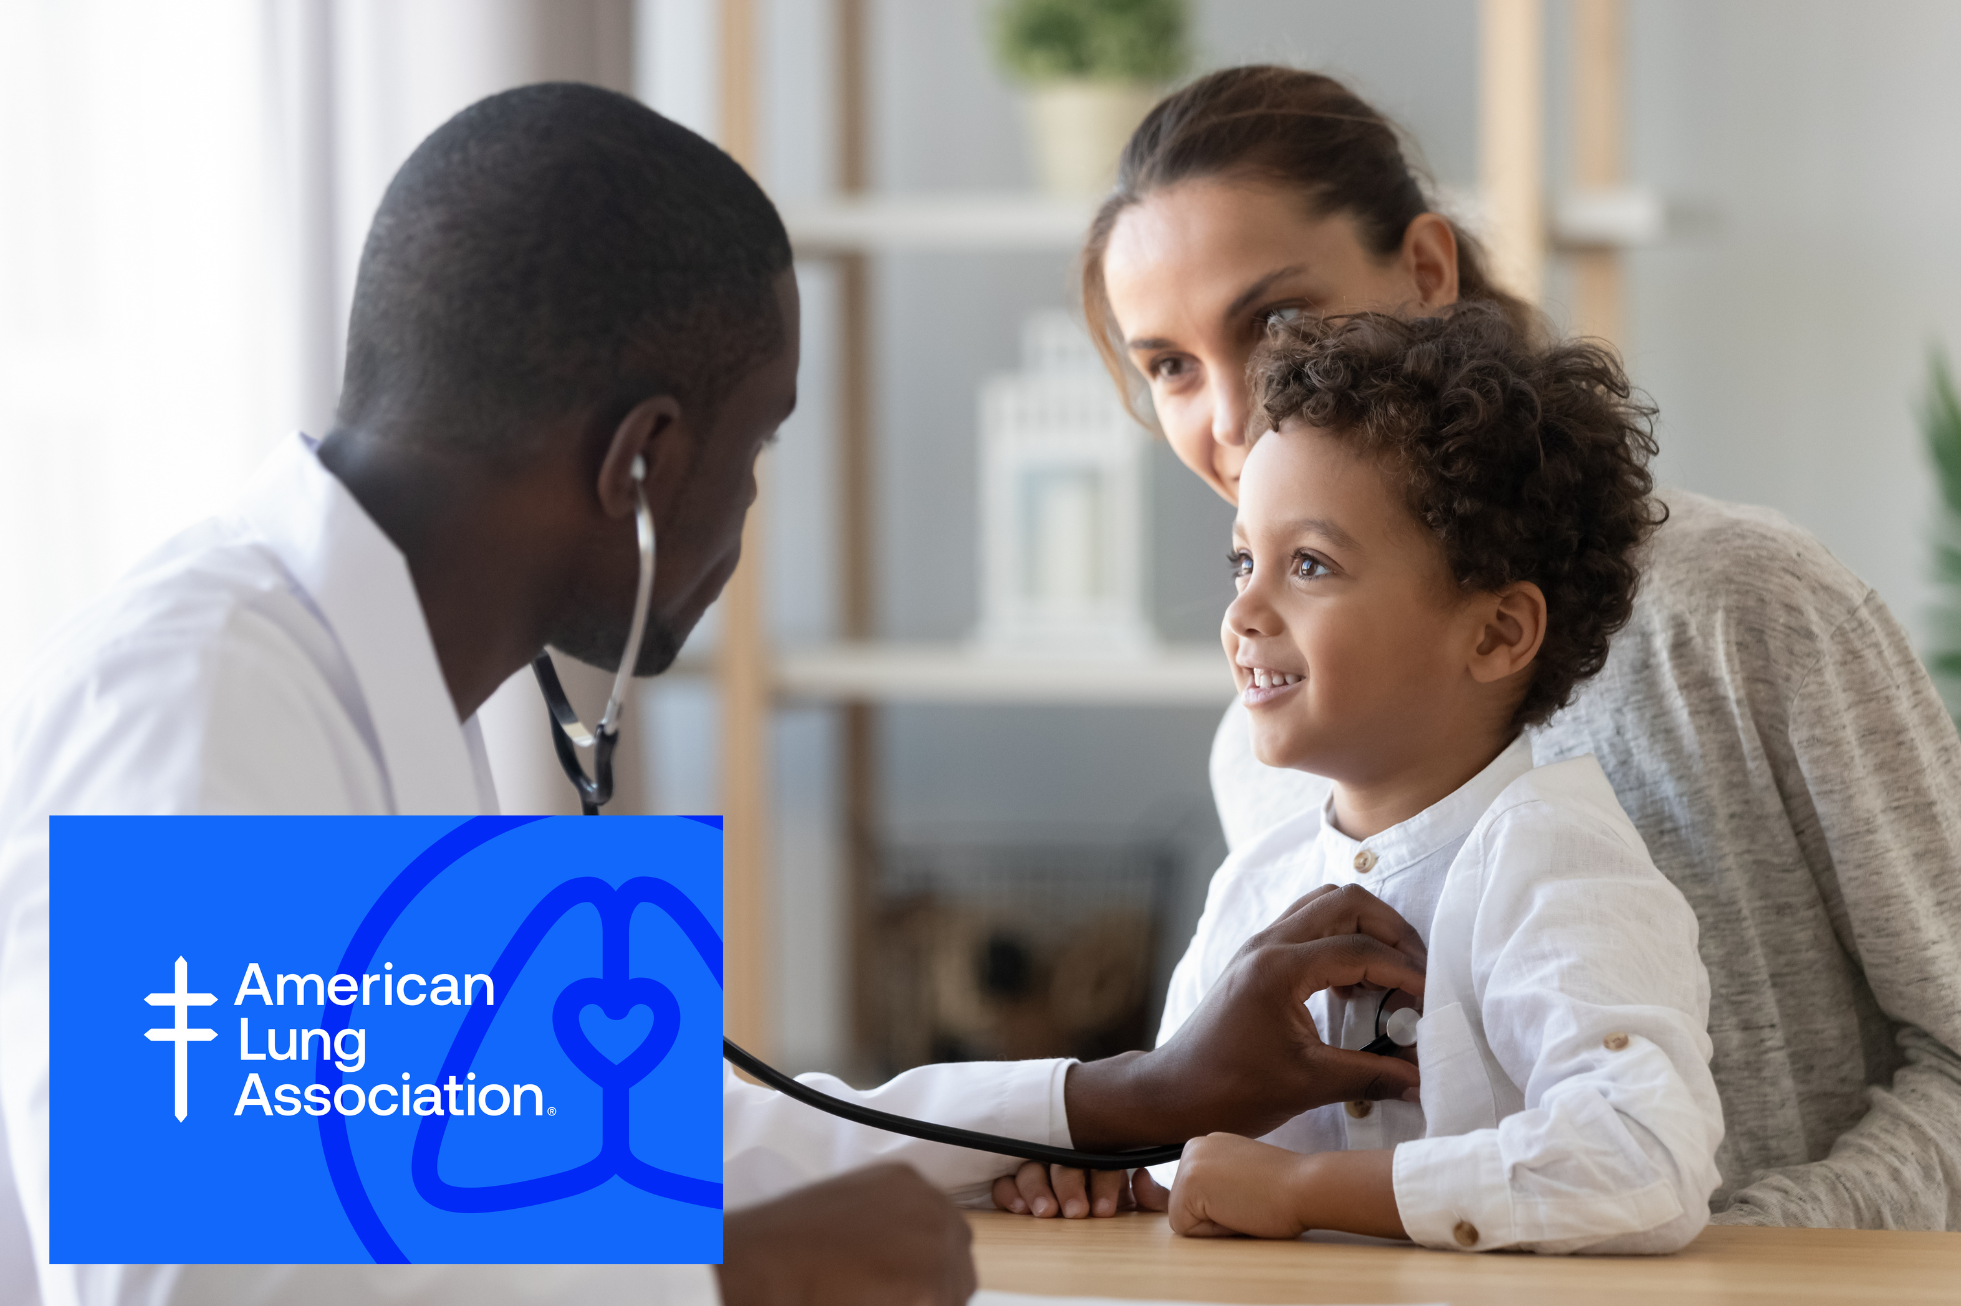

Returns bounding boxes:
[0,435,1071,1306]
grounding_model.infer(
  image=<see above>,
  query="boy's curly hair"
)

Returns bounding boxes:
[1250,303,1665,729]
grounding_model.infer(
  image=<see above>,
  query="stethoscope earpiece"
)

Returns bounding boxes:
[532,450,657,814]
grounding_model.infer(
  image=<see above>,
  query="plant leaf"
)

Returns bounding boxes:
[993,0,1188,83]
[1918,348,1961,510]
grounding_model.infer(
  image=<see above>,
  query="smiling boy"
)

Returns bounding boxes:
[1152,305,1725,1253]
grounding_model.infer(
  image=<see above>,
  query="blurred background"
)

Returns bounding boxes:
[4,0,1961,1083]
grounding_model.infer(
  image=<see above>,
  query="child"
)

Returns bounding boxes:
[1153,304,1722,1253]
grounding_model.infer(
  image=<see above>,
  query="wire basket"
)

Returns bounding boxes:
[870,838,1174,1073]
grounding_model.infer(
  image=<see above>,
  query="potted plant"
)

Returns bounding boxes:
[991,0,1189,198]
[1918,350,1961,724]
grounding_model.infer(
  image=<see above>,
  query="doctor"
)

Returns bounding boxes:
[0,84,1426,1306]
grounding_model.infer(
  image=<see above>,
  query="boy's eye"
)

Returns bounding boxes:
[1264,306,1305,330]
[1150,355,1191,381]
[1294,553,1330,580]
[1227,549,1253,580]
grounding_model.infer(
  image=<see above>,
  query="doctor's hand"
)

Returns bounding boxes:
[1062,884,1426,1153]
[719,1162,976,1306]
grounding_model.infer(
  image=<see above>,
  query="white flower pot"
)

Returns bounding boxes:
[1020,80,1162,199]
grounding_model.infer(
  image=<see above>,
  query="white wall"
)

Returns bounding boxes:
[1608,0,1961,638]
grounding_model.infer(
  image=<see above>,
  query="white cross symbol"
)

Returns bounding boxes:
[144,956,217,1121]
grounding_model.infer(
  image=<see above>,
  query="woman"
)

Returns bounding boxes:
[997,65,1961,1230]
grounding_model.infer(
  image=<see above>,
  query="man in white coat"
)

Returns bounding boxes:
[0,85,1427,1305]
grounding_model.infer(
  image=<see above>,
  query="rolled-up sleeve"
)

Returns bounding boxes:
[1393,799,1725,1254]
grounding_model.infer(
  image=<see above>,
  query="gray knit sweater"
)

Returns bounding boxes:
[1208,490,1961,1229]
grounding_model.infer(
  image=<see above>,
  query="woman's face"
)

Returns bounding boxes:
[1100,176,1459,503]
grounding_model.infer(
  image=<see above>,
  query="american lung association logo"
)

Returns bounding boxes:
[58,813,724,1265]
[139,951,554,1128]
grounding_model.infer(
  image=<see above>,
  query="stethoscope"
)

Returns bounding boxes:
[533,456,1186,1169]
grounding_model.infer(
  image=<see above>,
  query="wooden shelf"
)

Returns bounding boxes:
[1551,185,1665,248]
[770,642,1235,705]
[781,191,1097,253]
[780,186,1662,257]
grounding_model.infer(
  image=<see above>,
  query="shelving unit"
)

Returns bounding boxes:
[778,192,1096,252]
[710,1,1242,1061]
[679,643,1235,705]
[773,643,1234,705]
[717,184,1243,1058]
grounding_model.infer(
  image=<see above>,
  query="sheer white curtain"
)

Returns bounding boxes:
[0,1,294,685]
[0,0,646,812]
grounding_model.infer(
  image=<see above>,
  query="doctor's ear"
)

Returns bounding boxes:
[596,394,686,518]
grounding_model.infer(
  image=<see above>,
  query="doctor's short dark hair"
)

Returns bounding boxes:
[337,82,792,455]
[1250,304,1665,729]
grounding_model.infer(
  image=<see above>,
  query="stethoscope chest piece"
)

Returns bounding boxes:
[1360,988,1421,1057]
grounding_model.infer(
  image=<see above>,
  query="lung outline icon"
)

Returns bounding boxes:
[411,875,722,1212]
[315,816,722,1265]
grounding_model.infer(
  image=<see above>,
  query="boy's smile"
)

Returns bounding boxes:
[1223,422,1541,839]
[1236,665,1303,704]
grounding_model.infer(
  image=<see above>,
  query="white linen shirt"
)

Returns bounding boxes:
[1155,735,1724,1254]
[0,435,1071,1306]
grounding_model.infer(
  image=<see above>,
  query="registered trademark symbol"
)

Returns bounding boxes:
[547,1106,557,1115]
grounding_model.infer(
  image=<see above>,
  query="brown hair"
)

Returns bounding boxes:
[1250,304,1664,729]
[1080,65,1536,414]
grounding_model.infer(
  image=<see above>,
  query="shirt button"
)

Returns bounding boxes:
[1453,1220,1480,1248]
[1604,1032,1630,1051]
[1353,849,1378,873]
[1345,1099,1374,1119]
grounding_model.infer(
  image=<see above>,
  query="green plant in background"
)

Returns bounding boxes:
[1918,349,1961,723]
[992,0,1189,84]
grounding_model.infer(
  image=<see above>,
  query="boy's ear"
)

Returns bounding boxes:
[1467,581,1547,684]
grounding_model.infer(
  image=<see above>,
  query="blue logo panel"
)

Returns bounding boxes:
[50,815,723,1264]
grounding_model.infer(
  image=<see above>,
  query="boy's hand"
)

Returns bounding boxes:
[1169,1134,1317,1238]
[1169,1136,1404,1241]
[988,1161,1173,1217]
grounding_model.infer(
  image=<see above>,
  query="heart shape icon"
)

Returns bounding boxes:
[552,976,679,1088]
[579,1003,652,1063]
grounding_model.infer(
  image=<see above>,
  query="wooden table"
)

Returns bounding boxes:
[967,1210,1961,1304]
